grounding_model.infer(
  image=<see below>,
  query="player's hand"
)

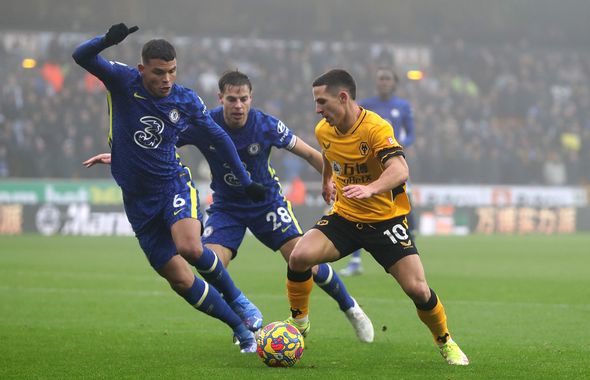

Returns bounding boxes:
[245,181,266,202]
[342,184,373,199]
[104,23,139,46]
[83,153,112,168]
[321,181,336,205]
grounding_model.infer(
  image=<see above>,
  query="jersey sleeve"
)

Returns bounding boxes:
[188,94,252,186]
[266,115,296,150]
[176,121,209,151]
[370,123,405,165]
[72,35,128,87]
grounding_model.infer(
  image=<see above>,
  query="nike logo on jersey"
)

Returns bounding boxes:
[400,239,413,248]
[134,92,147,100]
[173,208,184,216]
[281,225,290,233]
[322,142,331,150]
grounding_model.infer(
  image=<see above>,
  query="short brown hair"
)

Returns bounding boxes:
[218,70,252,93]
[312,69,356,99]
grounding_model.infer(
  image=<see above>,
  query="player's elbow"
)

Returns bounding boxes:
[402,165,410,180]
[71,45,91,66]
[396,164,410,185]
[72,48,84,65]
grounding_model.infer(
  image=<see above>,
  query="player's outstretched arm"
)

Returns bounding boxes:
[197,117,265,202]
[83,153,112,168]
[72,23,138,80]
[177,122,266,202]
[104,23,139,46]
[290,137,324,174]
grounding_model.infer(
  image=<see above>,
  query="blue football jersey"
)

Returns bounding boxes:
[72,36,251,195]
[177,107,296,208]
[360,96,415,147]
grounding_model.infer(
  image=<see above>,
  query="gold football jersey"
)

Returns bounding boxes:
[315,108,410,222]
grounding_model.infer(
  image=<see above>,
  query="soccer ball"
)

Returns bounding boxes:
[256,321,304,367]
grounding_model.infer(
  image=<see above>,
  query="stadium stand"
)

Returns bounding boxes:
[1,33,589,185]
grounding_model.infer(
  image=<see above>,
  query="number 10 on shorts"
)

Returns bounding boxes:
[383,223,409,244]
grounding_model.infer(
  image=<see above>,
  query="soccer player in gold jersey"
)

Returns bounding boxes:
[285,69,469,365]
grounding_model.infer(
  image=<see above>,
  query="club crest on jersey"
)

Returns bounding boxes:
[359,142,369,156]
[247,143,260,155]
[332,161,342,175]
[203,226,213,238]
[134,116,164,149]
[223,172,242,187]
[169,108,180,123]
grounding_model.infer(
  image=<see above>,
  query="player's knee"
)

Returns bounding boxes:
[176,240,204,262]
[404,282,431,304]
[288,250,311,272]
[167,275,194,294]
[169,281,192,295]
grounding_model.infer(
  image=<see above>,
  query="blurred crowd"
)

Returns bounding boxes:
[1,32,589,186]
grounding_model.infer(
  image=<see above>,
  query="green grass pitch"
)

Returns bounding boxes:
[1,234,589,379]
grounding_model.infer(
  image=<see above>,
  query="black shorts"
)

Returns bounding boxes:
[312,213,418,272]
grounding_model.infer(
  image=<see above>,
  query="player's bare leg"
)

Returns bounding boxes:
[285,229,340,337]
[389,255,469,365]
[280,238,373,342]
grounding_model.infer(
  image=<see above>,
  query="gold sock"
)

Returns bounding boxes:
[286,277,314,319]
[417,296,450,345]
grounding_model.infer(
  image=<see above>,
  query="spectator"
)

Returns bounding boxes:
[1,31,589,186]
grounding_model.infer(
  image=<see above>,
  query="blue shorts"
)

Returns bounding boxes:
[123,172,202,270]
[202,197,302,258]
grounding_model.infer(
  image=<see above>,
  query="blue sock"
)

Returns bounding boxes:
[180,275,242,329]
[313,263,354,311]
[188,246,241,303]
[233,323,252,341]
[351,250,362,261]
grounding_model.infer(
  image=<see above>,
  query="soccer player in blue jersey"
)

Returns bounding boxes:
[85,70,375,343]
[340,67,416,277]
[72,23,266,353]
[182,70,373,342]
